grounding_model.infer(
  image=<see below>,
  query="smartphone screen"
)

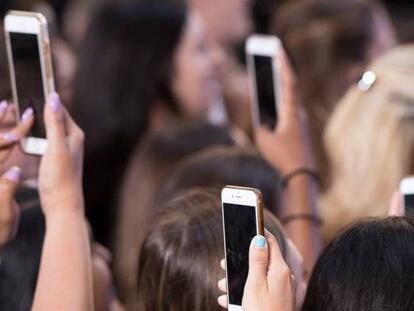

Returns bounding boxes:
[253,55,277,129]
[10,32,46,138]
[404,194,414,217]
[223,203,257,306]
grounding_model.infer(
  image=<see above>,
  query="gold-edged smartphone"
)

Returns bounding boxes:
[4,10,55,155]
[221,185,264,311]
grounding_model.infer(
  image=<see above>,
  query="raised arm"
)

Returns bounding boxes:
[32,93,93,311]
[255,52,322,275]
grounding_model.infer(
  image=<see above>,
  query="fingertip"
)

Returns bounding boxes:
[252,235,266,249]
[2,166,22,183]
[21,107,34,122]
[220,259,226,270]
[218,278,227,293]
[47,92,61,113]
[0,100,8,113]
[217,295,228,308]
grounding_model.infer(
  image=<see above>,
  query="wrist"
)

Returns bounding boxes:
[281,167,319,189]
[40,189,85,218]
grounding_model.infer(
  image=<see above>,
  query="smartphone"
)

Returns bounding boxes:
[400,177,414,217]
[4,11,55,155]
[222,186,264,311]
[246,34,282,129]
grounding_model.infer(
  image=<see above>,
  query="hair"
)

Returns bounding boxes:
[303,217,414,311]
[159,146,281,215]
[134,189,287,311]
[320,45,414,242]
[113,122,236,303]
[272,0,394,187]
[71,2,187,245]
[0,206,45,311]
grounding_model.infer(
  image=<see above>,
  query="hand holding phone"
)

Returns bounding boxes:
[4,11,55,155]
[246,35,282,130]
[222,186,264,310]
[218,231,296,311]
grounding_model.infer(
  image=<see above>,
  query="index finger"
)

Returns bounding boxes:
[264,230,291,286]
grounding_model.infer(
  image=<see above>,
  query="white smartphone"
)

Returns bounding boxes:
[4,11,55,155]
[222,186,264,311]
[400,177,414,216]
[246,34,282,129]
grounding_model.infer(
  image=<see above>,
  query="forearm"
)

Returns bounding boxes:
[281,175,322,277]
[32,206,93,311]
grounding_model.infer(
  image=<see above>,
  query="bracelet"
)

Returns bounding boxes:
[281,167,320,188]
[281,213,323,225]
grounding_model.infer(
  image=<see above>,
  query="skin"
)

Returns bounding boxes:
[218,231,296,311]
[171,11,216,119]
[0,101,34,245]
[32,93,93,311]
[190,0,253,45]
[255,52,322,274]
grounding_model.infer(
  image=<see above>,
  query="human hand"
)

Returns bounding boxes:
[0,100,34,245]
[255,52,315,175]
[218,231,296,311]
[38,93,85,217]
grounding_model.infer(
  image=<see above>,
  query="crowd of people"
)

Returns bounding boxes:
[0,0,414,310]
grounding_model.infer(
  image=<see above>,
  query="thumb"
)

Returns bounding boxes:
[44,93,65,151]
[246,235,269,289]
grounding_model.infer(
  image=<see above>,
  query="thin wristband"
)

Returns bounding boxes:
[281,167,320,188]
[281,214,323,225]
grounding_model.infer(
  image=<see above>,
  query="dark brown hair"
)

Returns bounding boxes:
[158,146,281,215]
[134,189,287,311]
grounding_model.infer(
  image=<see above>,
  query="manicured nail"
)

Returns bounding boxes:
[48,93,61,112]
[22,107,34,121]
[3,166,21,182]
[0,133,18,142]
[0,100,7,113]
[254,235,266,249]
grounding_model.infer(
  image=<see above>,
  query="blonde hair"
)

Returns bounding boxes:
[320,45,414,242]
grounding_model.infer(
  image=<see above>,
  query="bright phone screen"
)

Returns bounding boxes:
[405,194,414,218]
[223,203,257,305]
[253,55,277,129]
[10,32,46,138]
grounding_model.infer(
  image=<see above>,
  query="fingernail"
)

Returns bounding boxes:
[22,107,33,121]
[254,235,266,249]
[0,133,18,142]
[48,93,61,112]
[3,166,21,182]
[0,100,7,113]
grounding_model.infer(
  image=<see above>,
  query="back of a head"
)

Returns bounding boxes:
[273,0,394,186]
[274,0,392,106]
[321,45,414,241]
[159,146,281,215]
[71,2,187,244]
[134,189,287,311]
[303,217,414,310]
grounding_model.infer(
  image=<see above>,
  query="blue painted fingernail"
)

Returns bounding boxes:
[3,166,21,182]
[22,107,33,121]
[254,235,266,249]
[48,93,61,112]
[1,133,18,142]
[0,100,7,113]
